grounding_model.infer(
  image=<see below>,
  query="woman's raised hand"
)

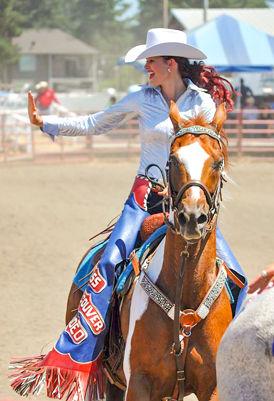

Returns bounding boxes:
[28,91,43,127]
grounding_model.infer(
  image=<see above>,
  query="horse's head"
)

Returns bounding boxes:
[168,101,228,242]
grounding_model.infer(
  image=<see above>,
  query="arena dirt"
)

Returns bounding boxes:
[1,159,273,401]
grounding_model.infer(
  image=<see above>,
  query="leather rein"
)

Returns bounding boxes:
[145,124,226,401]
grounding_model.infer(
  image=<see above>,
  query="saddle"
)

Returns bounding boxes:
[140,212,165,242]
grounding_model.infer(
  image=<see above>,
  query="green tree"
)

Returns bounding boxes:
[61,0,136,87]
[17,0,69,30]
[0,0,27,81]
[134,0,162,42]
[62,0,132,53]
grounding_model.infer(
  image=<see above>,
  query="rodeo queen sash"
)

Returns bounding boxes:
[9,261,113,401]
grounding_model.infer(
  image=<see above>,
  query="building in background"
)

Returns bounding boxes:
[12,29,98,91]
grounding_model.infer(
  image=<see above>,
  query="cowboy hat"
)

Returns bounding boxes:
[124,28,206,62]
[35,81,48,90]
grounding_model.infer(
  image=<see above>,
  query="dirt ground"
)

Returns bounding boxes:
[1,158,274,401]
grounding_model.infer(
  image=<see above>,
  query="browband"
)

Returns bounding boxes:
[173,125,222,145]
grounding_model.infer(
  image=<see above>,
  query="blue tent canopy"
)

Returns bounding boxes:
[187,14,274,72]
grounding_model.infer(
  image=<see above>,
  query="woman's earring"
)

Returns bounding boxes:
[168,68,171,73]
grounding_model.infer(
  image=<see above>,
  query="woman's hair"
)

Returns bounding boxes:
[163,56,235,111]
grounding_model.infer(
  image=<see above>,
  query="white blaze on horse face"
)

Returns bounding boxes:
[123,238,166,397]
[176,141,210,200]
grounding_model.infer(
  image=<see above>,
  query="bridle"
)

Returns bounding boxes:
[146,124,227,400]
[146,124,226,238]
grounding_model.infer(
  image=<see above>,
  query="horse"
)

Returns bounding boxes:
[66,101,234,401]
[216,288,274,401]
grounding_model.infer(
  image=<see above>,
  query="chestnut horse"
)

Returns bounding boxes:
[66,102,233,401]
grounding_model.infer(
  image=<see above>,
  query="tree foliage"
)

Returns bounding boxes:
[0,0,269,83]
[0,0,27,79]
[17,0,69,30]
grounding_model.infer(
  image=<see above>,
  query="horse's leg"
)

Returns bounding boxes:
[106,381,125,401]
[196,387,219,401]
[65,283,82,324]
[125,374,151,401]
[209,388,219,401]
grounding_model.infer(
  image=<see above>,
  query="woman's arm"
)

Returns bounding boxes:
[28,90,139,137]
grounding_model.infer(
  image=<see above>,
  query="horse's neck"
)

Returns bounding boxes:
[160,229,217,309]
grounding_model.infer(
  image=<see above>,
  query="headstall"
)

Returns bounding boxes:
[145,124,225,237]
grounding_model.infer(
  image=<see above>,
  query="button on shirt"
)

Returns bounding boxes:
[43,79,216,179]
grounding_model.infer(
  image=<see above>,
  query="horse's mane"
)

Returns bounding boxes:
[179,114,228,165]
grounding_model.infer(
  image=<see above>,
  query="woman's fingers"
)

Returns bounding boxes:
[28,91,35,122]
[247,277,263,293]
[28,91,43,127]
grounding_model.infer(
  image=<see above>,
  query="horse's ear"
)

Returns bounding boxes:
[212,103,227,131]
[169,100,181,132]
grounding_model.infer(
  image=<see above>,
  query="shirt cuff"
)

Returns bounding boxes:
[42,116,60,141]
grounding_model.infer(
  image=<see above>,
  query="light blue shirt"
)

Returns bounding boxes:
[43,79,216,179]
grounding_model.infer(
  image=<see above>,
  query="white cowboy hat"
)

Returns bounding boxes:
[35,81,48,90]
[124,28,206,63]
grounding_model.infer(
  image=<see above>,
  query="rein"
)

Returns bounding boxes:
[172,245,190,401]
[144,124,226,401]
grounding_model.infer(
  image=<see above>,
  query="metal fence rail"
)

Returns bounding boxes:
[1,108,274,163]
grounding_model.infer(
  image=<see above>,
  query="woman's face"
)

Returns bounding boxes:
[145,56,171,87]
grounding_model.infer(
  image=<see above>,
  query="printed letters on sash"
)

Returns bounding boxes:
[79,291,105,335]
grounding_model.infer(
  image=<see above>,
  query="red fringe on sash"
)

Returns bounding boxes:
[9,353,105,401]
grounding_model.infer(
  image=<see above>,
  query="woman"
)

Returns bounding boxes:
[12,28,246,400]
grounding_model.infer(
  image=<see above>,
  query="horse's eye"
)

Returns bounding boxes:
[212,159,224,171]
[170,155,180,168]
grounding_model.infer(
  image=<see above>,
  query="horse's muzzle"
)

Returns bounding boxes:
[177,206,209,240]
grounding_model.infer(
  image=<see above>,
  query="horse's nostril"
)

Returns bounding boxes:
[197,214,208,225]
[178,212,187,226]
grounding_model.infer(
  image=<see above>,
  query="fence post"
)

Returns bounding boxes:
[1,113,7,162]
[237,109,243,157]
[59,136,64,161]
[30,126,36,160]
[86,136,94,160]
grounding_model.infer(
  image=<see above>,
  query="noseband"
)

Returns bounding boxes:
[146,125,225,237]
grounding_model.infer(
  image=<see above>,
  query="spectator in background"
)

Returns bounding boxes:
[259,98,272,119]
[243,96,258,120]
[35,81,60,115]
[243,96,259,137]
[239,78,253,108]
[107,87,117,106]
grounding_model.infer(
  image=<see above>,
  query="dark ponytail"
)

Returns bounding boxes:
[164,57,235,111]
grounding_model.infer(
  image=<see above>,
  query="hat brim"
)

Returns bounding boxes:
[124,42,206,63]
